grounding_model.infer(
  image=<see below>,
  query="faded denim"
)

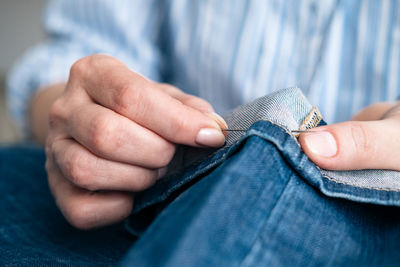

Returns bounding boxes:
[0,145,133,266]
[119,87,400,266]
[121,120,400,266]
[127,87,400,238]
[1,88,400,266]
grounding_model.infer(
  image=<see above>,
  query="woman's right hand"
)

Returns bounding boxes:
[44,54,226,229]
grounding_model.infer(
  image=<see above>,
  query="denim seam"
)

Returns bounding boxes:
[133,119,400,221]
[132,146,234,212]
[173,119,297,173]
[131,121,297,217]
[250,120,400,193]
[319,172,400,192]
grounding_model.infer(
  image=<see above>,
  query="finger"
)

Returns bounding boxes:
[298,120,400,171]
[71,55,225,147]
[157,83,214,113]
[67,103,175,168]
[46,158,133,230]
[51,138,162,192]
[157,83,228,131]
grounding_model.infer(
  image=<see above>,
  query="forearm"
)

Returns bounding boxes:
[30,83,65,144]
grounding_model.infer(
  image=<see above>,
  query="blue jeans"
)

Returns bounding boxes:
[121,120,400,266]
[2,122,400,266]
[0,145,133,266]
[2,88,400,266]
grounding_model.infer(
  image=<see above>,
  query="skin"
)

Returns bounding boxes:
[33,54,227,229]
[298,102,400,171]
[31,54,399,229]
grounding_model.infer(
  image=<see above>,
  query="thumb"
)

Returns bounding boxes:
[298,119,400,171]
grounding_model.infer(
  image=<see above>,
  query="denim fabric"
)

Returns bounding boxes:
[127,87,400,237]
[121,120,400,266]
[2,88,400,265]
[0,144,133,266]
[217,87,400,204]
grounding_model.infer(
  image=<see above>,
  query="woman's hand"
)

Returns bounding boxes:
[299,102,400,171]
[43,54,226,229]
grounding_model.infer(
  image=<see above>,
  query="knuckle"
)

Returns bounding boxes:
[65,194,133,230]
[112,124,129,151]
[70,54,113,82]
[174,115,192,134]
[89,114,115,152]
[48,99,66,127]
[66,201,98,230]
[152,140,175,167]
[349,122,375,155]
[183,95,213,112]
[159,83,181,94]
[131,171,158,191]
[114,77,152,119]
[114,84,142,115]
[114,85,132,112]
[70,57,91,79]
[92,53,116,67]
[64,148,94,190]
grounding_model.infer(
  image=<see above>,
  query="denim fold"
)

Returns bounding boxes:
[127,87,400,236]
[123,120,400,266]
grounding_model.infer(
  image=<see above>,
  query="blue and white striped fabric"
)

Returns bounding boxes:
[6,0,400,136]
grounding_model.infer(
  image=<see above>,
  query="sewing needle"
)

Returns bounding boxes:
[221,129,315,133]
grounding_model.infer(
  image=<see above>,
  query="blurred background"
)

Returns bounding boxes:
[0,0,47,143]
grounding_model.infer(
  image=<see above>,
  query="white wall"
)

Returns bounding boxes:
[0,0,47,75]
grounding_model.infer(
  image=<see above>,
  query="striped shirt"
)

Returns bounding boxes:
[6,0,400,135]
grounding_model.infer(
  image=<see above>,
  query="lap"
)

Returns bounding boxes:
[121,129,400,266]
[0,144,134,266]
[3,138,400,266]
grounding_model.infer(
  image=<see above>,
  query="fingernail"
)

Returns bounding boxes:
[205,112,228,129]
[157,167,168,180]
[196,128,225,147]
[303,131,337,157]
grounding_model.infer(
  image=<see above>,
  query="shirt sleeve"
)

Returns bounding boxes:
[6,0,166,137]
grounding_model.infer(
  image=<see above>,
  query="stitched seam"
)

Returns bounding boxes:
[252,122,400,193]
[258,120,400,193]
[320,173,400,192]
[200,120,400,193]
[187,118,298,167]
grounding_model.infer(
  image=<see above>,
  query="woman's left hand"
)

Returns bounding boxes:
[299,102,400,171]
